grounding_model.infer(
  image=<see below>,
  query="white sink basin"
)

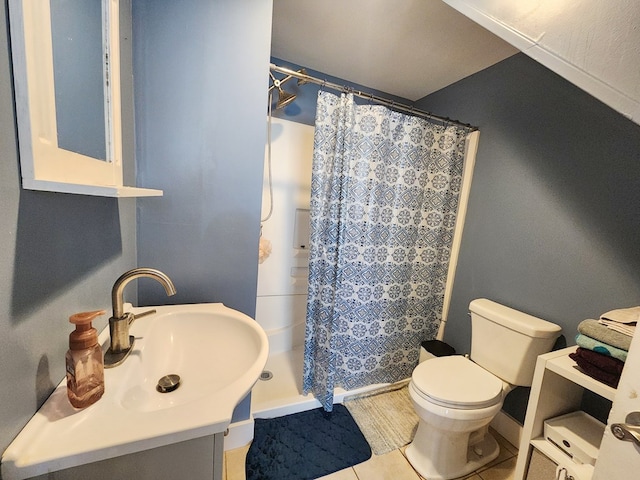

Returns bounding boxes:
[120,306,267,413]
[1,303,268,480]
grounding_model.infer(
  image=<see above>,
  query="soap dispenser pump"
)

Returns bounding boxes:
[66,310,106,408]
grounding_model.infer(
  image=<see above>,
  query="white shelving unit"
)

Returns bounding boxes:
[514,346,616,480]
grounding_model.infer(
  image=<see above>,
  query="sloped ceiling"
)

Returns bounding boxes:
[271,0,518,102]
[443,0,640,124]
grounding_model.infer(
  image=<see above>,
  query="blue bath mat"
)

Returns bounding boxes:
[246,404,372,480]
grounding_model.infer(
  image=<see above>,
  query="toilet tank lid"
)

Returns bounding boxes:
[469,299,562,338]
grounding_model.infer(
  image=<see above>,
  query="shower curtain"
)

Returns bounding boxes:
[303,91,471,410]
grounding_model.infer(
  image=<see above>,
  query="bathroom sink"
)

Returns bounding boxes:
[1,303,268,480]
[120,305,268,413]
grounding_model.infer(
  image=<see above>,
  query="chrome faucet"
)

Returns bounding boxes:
[104,268,177,368]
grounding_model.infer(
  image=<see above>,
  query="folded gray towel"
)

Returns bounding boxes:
[578,319,632,351]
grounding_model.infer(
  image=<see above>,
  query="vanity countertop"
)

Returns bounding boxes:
[1,303,268,480]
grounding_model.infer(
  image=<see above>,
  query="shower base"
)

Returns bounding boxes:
[251,345,391,419]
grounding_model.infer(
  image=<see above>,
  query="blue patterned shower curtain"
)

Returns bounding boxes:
[303,91,471,410]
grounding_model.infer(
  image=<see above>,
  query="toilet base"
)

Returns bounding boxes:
[406,428,500,480]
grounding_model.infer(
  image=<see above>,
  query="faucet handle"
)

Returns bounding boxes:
[130,309,157,325]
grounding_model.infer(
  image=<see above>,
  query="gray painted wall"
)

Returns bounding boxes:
[133,0,273,421]
[416,53,640,420]
[417,53,640,355]
[0,1,138,454]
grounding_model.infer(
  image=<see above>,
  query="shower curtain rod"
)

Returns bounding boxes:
[270,63,478,131]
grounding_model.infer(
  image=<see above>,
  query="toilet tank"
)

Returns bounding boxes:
[469,299,561,386]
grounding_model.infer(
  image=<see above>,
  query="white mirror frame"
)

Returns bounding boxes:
[9,0,162,197]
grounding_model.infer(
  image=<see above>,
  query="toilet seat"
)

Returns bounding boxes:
[411,356,503,409]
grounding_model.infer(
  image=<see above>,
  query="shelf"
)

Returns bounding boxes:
[23,179,163,197]
[515,347,615,480]
[531,438,594,480]
[544,350,616,401]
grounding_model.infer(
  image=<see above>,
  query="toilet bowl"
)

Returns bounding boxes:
[405,356,505,480]
[405,299,562,480]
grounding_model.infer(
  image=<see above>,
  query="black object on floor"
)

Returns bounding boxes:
[246,404,372,480]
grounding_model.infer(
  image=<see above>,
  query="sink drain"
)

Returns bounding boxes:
[157,374,181,393]
[259,370,273,381]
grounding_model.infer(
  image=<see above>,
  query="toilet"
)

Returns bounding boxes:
[405,299,561,480]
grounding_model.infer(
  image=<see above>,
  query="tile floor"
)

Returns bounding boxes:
[224,428,518,480]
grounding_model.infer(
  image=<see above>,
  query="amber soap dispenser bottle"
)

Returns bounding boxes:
[66,310,106,408]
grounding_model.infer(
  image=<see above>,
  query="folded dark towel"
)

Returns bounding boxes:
[572,347,625,373]
[569,348,623,388]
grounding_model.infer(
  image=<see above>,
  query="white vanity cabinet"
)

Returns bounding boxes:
[514,346,615,480]
[24,433,224,480]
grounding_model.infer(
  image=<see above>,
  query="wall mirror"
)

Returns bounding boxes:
[8,0,162,197]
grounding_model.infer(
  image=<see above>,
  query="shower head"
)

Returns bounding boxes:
[276,89,296,109]
[268,71,300,109]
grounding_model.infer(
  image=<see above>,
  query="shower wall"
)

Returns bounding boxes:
[256,118,314,353]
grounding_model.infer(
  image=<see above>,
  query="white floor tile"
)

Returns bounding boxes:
[353,450,421,480]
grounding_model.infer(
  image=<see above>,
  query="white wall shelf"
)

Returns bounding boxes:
[514,346,615,480]
[23,179,163,197]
